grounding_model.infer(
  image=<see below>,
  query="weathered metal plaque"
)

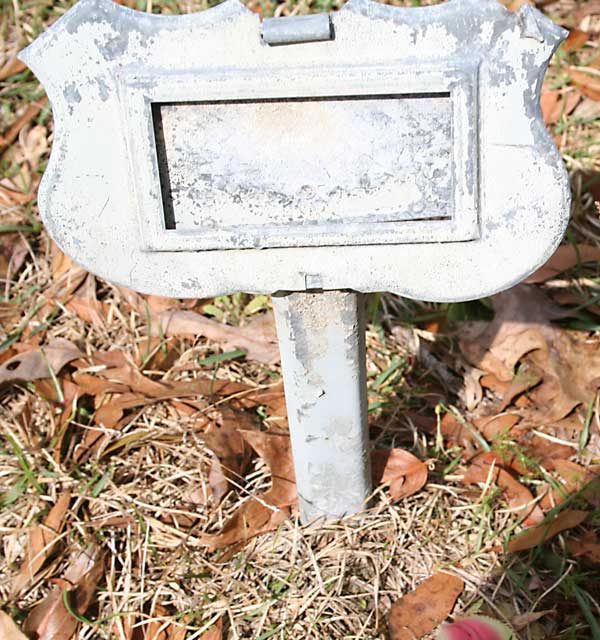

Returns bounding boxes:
[22,0,571,523]
[20,0,570,302]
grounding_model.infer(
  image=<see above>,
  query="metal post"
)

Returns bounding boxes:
[272,290,371,522]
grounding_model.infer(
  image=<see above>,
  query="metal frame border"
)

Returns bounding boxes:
[119,61,480,252]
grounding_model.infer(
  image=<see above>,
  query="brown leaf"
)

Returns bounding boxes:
[65,274,108,328]
[0,232,28,280]
[23,545,103,640]
[505,510,588,553]
[540,89,580,125]
[0,611,27,640]
[462,456,545,527]
[12,494,71,595]
[526,243,600,283]
[388,571,464,640]
[0,183,34,205]
[0,97,48,154]
[569,68,600,101]
[473,414,520,441]
[563,28,590,52]
[135,604,187,640]
[567,530,600,564]
[540,460,596,510]
[200,431,296,551]
[200,618,223,639]
[0,56,26,81]
[153,310,280,364]
[371,449,428,501]
[512,610,555,630]
[459,285,565,382]
[497,361,544,411]
[203,407,255,503]
[0,339,82,387]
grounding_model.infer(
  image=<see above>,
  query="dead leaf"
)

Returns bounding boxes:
[540,460,597,510]
[473,413,520,441]
[0,339,82,387]
[526,243,600,283]
[0,611,27,640]
[65,274,108,328]
[12,494,71,595]
[200,431,296,552]
[505,509,588,553]
[462,456,545,527]
[459,285,566,382]
[0,232,28,280]
[371,449,428,501]
[0,182,34,205]
[23,545,103,640]
[203,407,255,503]
[540,89,580,125]
[0,56,26,81]
[133,604,187,640]
[511,609,555,630]
[388,571,464,640]
[200,618,223,640]
[497,361,544,411]
[153,310,280,364]
[569,68,600,101]
[575,0,600,23]
[574,96,600,120]
[567,530,600,563]
[0,97,48,154]
[563,28,590,52]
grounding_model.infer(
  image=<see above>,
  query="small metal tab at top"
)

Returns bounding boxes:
[261,14,333,45]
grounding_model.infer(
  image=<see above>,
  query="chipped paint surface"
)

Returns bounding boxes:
[272,291,370,521]
[19,0,569,302]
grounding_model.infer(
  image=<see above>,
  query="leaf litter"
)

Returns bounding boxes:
[1,0,600,638]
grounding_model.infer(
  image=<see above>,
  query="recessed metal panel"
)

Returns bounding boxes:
[120,63,479,251]
[154,94,452,246]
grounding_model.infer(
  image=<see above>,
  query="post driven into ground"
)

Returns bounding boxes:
[272,290,371,522]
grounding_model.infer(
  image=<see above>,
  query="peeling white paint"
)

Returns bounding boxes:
[19,0,569,304]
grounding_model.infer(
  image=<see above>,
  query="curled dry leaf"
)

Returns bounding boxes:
[152,309,280,364]
[0,611,27,640]
[23,545,104,640]
[459,285,565,382]
[12,494,71,596]
[505,509,588,553]
[388,571,464,640]
[462,456,544,527]
[371,448,428,501]
[0,339,82,387]
[460,285,600,424]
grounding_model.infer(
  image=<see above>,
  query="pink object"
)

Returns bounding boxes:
[439,617,506,640]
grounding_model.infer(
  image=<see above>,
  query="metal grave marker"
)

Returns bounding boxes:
[20,0,571,522]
